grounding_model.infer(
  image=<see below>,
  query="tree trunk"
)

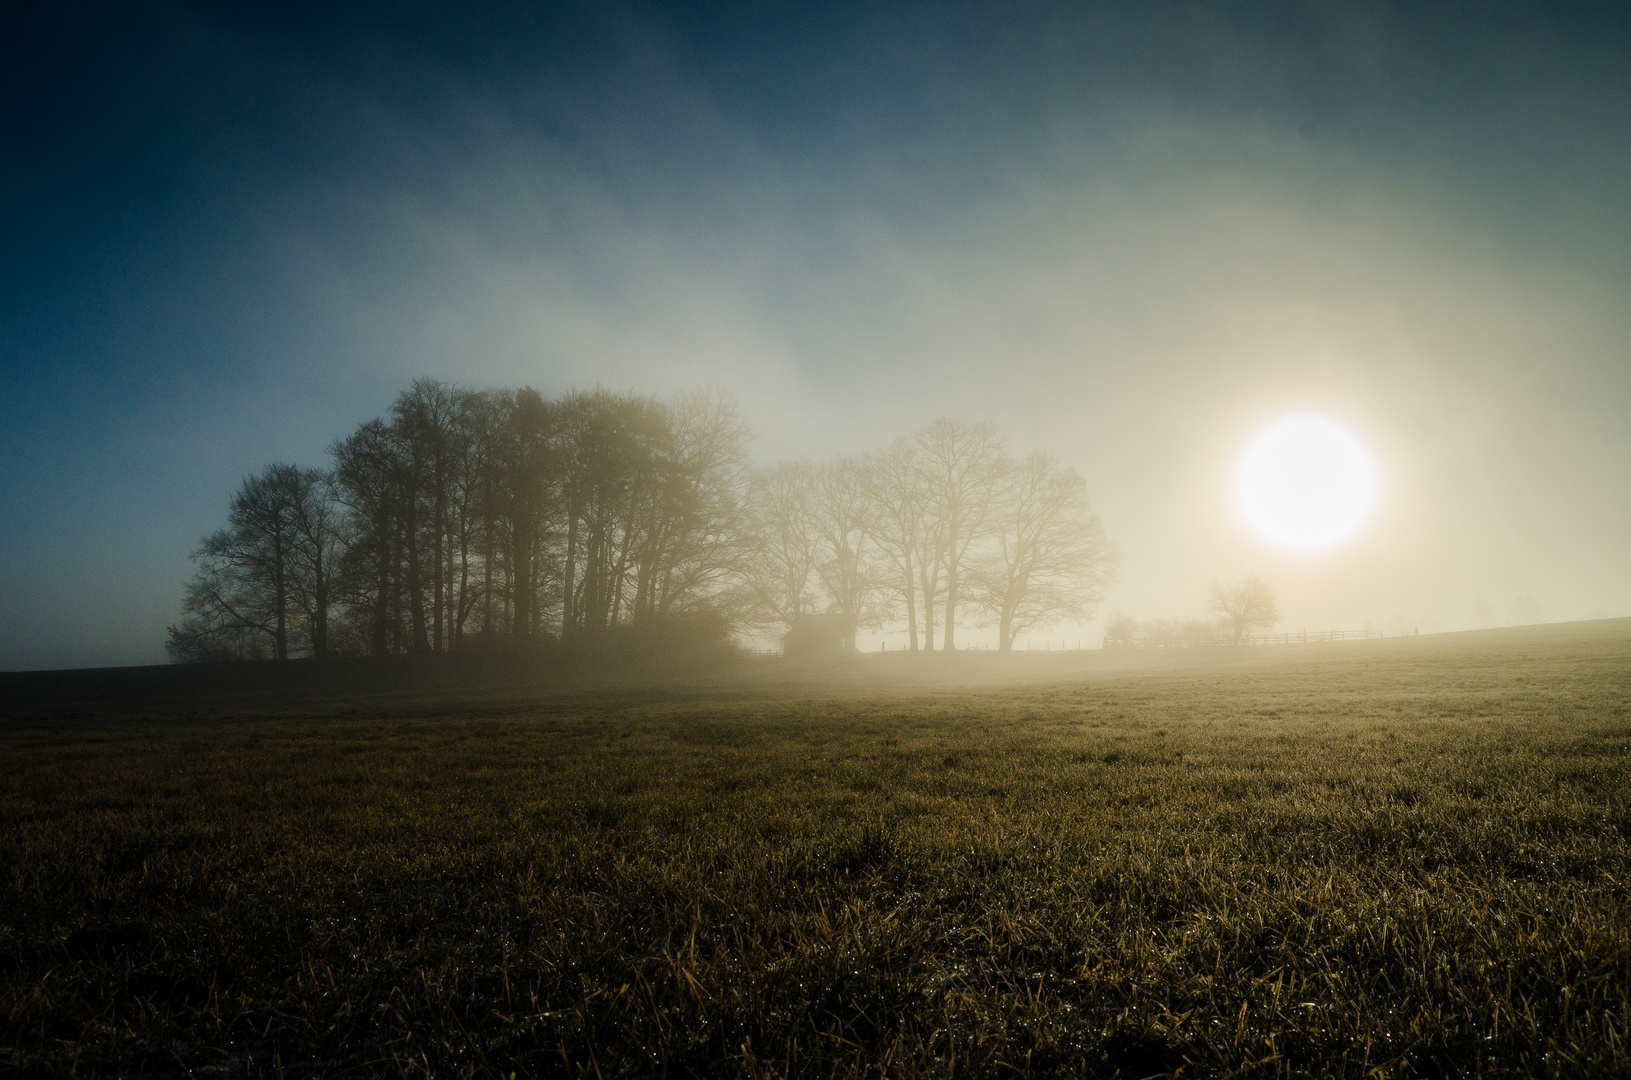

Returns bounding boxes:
[563,513,577,637]
[312,568,328,659]
[432,480,445,653]
[405,496,429,654]
[372,512,392,657]
[904,565,918,653]
[513,510,532,642]
[390,531,406,653]
[918,564,936,651]
[455,534,469,651]
[273,545,288,660]
[482,477,494,637]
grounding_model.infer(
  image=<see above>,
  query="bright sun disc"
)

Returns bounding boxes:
[1236,416,1377,550]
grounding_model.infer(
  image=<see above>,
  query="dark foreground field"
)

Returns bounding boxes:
[3,623,1630,1078]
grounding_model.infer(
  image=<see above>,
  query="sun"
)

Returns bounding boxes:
[1235,416,1378,550]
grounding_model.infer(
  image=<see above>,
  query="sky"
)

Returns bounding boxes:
[3,1,1629,669]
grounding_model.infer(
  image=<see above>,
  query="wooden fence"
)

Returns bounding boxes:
[1241,629,1385,645]
[1105,629,1387,649]
[744,629,1396,656]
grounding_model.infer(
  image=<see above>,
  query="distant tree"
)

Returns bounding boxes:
[741,460,820,635]
[806,455,887,653]
[557,389,668,635]
[1102,611,1139,648]
[501,386,559,641]
[448,388,509,647]
[331,419,405,656]
[165,616,270,663]
[285,467,343,658]
[1208,575,1281,644]
[968,451,1120,651]
[390,378,466,654]
[175,464,312,661]
[865,438,933,651]
[914,418,1007,650]
[631,387,754,622]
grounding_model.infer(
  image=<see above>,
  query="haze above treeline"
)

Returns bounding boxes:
[3,3,1629,668]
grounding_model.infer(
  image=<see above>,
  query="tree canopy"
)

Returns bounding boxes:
[1208,575,1282,645]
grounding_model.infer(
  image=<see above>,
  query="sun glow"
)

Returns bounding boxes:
[1235,416,1378,551]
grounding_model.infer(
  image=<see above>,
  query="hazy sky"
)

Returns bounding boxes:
[4,1,1629,668]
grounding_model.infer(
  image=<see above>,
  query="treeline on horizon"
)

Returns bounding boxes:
[169,379,1119,663]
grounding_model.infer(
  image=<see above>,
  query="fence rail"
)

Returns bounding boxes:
[1105,629,1387,649]
[1242,629,1385,645]
[745,629,1396,656]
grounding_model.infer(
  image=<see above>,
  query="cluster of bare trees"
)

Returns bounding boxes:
[169,382,1119,662]
[1102,575,1281,648]
[744,420,1119,653]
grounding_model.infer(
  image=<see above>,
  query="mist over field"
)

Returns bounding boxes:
[3,2,1630,668]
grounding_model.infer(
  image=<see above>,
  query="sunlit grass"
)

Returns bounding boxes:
[2,622,1629,1077]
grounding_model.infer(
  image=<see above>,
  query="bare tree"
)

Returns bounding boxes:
[1102,611,1138,648]
[331,419,405,656]
[165,614,270,663]
[914,418,1007,650]
[499,387,558,642]
[969,451,1120,651]
[390,379,466,654]
[175,464,307,660]
[807,455,886,653]
[741,460,819,634]
[285,467,343,658]
[445,388,505,648]
[631,388,754,621]
[866,438,932,651]
[1209,575,1281,644]
[557,390,668,635]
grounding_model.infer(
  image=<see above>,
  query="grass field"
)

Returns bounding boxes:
[3,621,1629,1078]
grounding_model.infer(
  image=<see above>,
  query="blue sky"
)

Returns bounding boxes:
[3,1,1630,667]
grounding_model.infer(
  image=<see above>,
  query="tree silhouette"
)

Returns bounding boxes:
[806,455,885,654]
[285,467,343,658]
[866,438,932,651]
[330,418,403,656]
[741,460,820,636]
[171,464,333,661]
[172,388,1120,662]
[913,418,1007,651]
[968,451,1120,651]
[1208,575,1281,644]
